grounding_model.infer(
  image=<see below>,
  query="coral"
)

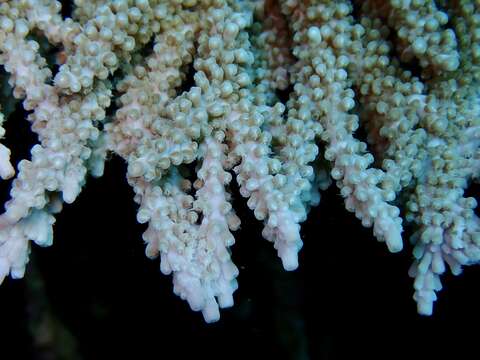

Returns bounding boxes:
[0,0,479,322]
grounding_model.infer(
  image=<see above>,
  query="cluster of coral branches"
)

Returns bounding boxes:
[0,0,479,322]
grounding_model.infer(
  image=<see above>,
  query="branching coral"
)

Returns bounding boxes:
[0,0,478,322]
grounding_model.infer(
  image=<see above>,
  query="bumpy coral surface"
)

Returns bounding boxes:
[0,0,478,322]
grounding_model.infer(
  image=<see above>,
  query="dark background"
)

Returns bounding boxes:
[0,103,479,360]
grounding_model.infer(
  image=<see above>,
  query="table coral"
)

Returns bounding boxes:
[0,0,478,322]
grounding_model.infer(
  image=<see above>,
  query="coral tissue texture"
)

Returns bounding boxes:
[0,0,479,322]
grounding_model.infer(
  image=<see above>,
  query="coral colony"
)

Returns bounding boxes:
[0,0,479,322]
